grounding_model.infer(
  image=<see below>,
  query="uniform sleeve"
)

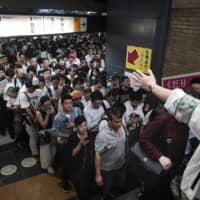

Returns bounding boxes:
[164,89,186,117]
[164,89,200,124]
[164,88,200,141]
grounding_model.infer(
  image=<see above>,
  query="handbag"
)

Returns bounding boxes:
[127,114,171,190]
[38,129,52,145]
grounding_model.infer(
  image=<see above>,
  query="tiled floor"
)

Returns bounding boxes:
[0,173,76,200]
[0,142,42,187]
[0,136,139,200]
[0,172,138,200]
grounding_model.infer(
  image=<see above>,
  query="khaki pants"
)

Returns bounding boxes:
[40,144,56,169]
[25,124,38,155]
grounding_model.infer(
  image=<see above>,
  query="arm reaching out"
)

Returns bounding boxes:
[133,69,172,102]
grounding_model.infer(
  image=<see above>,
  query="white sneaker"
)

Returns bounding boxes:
[47,166,55,174]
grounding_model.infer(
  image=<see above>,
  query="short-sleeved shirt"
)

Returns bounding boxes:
[52,107,82,144]
[6,96,19,108]
[19,89,42,111]
[123,101,145,128]
[95,122,126,171]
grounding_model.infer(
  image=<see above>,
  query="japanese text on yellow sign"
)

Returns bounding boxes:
[126,45,152,73]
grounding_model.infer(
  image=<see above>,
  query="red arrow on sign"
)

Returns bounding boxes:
[128,49,139,65]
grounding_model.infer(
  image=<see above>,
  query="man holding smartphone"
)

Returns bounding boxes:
[52,94,82,192]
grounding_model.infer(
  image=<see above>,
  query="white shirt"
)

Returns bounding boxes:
[81,96,90,108]
[85,54,94,66]
[123,101,145,124]
[12,77,24,89]
[6,96,19,107]
[3,81,13,101]
[65,58,80,69]
[66,61,74,69]
[19,89,42,111]
[91,86,107,97]
[40,86,50,97]
[75,58,81,66]
[84,100,110,132]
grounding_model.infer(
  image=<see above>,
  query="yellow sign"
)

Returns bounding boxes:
[125,45,152,73]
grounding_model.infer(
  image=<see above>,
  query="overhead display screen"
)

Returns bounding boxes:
[0,15,87,37]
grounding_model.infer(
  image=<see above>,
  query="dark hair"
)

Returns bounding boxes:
[54,64,63,70]
[61,85,73,97]
[149,103,166,122]
[68,64,78,72]
[15,65,23,70]
[57,57,64,63]
[121,76,129,82]
[91,67,100,76]
[77,71,87,79]
[184,87,199,98]
[91,91,103,102]
[130,90,142,101]
[5,68,14,78]
[73,77,83,88]
[43,68,51,74]
[42,58,49,63]
[57,73,66,80]
[91,58,100,64]
[27,66,36,74]
[19,53,25,57]
[83,87,92,94]
[111,75,120,81]
[75,115,87,127]
[92,78,102,86]
[61,94,72,104]
[38,76,45,83]
[40,95,50,105]
[109,103,125,120]
[191,78,200,85]
[7,86,19,93]
[51,75,59,81]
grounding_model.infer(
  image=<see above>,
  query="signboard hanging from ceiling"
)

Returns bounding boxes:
[0,15,87,37]
[125,45,152,74]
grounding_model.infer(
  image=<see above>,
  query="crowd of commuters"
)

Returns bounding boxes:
[0,32,200,200]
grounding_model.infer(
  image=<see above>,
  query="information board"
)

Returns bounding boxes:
[0,15,87,37]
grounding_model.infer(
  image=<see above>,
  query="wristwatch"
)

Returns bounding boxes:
[147,83,156,93]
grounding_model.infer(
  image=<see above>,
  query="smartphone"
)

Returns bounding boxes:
[63,118,69,124]
[134,114,140,119]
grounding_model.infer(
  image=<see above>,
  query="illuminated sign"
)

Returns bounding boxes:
[0,15,87,37]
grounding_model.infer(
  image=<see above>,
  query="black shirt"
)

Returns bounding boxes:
[119,87,133,103]
[63,133,92,173]
[38,109,54,130]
